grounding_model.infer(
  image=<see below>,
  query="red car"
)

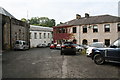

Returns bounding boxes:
[50,44,57,49]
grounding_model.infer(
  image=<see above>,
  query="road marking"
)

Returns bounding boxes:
[51,50,58,53]
[32,60,45,65]
[62,56,68,78]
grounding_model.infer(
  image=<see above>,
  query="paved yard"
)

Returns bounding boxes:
[2,48,120,78]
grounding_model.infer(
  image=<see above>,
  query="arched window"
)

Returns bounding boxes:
[73,39,77,44]
[82,39,88,45]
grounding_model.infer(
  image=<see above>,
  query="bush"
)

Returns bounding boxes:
[81,49,86,55]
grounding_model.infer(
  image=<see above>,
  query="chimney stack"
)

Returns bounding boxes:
[85,13,89,18]
[76,14,81,19]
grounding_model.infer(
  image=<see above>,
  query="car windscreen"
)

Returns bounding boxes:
[112,39,120,47]
[15,41,22,44]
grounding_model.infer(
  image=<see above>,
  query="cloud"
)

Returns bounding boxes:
[0,0,119,24]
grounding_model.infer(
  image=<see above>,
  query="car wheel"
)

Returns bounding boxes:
[23,47,26,51]
[72,52,76,55]
[93,54,104,65]
[74,52,76,55]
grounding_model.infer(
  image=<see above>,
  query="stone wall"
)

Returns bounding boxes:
[2,14,30,50]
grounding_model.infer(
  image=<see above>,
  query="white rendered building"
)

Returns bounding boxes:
[30,25,53,48]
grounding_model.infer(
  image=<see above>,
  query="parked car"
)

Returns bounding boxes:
[82,45,89,49]
[50,44,57,49]
[14,40,29,50]
[91,38,120,65]
[61,42,76,55]
[37,44,47,48]
[86,42,105,57]
[72,44,84,52]
[47,43,51,47]
[56,44,61,49]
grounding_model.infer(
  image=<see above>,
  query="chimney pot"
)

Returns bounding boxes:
[76,14,81,19]
[85,13,89,18]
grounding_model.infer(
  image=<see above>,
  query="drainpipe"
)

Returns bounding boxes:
[79,25,80,44]
[0,14,2,51]
[10,17,12,50]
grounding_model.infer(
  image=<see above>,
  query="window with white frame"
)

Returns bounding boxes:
[73,27,77,33]
[39,33,42,39]
[105,39,110,47]
[83,26,87,33]
[48,33,50,38]
[93,39,98,42]
[44,33,46,38]
[93,25,98,32]
[34,33,37,39]
[104,24,110,32]
[117,24,120,32]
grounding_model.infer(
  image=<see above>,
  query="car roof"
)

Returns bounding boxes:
[16,40,26,42]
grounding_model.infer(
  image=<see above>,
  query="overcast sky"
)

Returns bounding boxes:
[0,0,120,24]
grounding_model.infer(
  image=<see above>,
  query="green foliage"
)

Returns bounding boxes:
[21,18,27,22]
[56,22,63,26]
[81,49,86,55]
[21,17,56,27]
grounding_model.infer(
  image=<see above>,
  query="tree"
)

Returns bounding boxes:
[21,18,27,22]
[22,17,56,27]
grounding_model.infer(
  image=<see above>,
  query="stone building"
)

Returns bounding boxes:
[53,13,120,46]
[0,7,30,50]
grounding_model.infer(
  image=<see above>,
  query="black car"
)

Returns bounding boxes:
[91,38,120,65]
[61,42,76,55]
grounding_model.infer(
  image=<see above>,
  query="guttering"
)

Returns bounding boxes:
[53,25,73,28]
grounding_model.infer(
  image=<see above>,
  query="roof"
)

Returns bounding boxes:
[0,7,15,18]
[58,15,120,27]
[30,25,53,32]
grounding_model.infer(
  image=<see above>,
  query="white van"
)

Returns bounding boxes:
[14,40,29,50]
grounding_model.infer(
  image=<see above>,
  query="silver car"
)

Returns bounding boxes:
[14,40,29,50]
[37,44,47,48]
[73,44,84,52]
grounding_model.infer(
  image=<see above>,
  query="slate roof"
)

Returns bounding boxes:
[58,15,120,27]
[0,7,15,18]
[30,25,53,32]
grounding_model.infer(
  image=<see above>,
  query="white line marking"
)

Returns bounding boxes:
[62,56,67,78]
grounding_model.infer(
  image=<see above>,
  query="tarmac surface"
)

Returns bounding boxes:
[2,48,120,78]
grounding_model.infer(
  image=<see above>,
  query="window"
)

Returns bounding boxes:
[82,39,88,45]
[22,33,24,40]
[117,24,120,32]
[105,39,110,47]
[104,24,110,32]
[39,33,42,39]
[19,29,21,39]
[58,28,62,33]
[93,39,98,42]
[15,32,17,40]
[62,28,67,33]
[44,33,46,38]
[93,25,98,32]
[73,27,76,33]
[48,33,50,38]
[83,26,87,33]
[34,33,37,39]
